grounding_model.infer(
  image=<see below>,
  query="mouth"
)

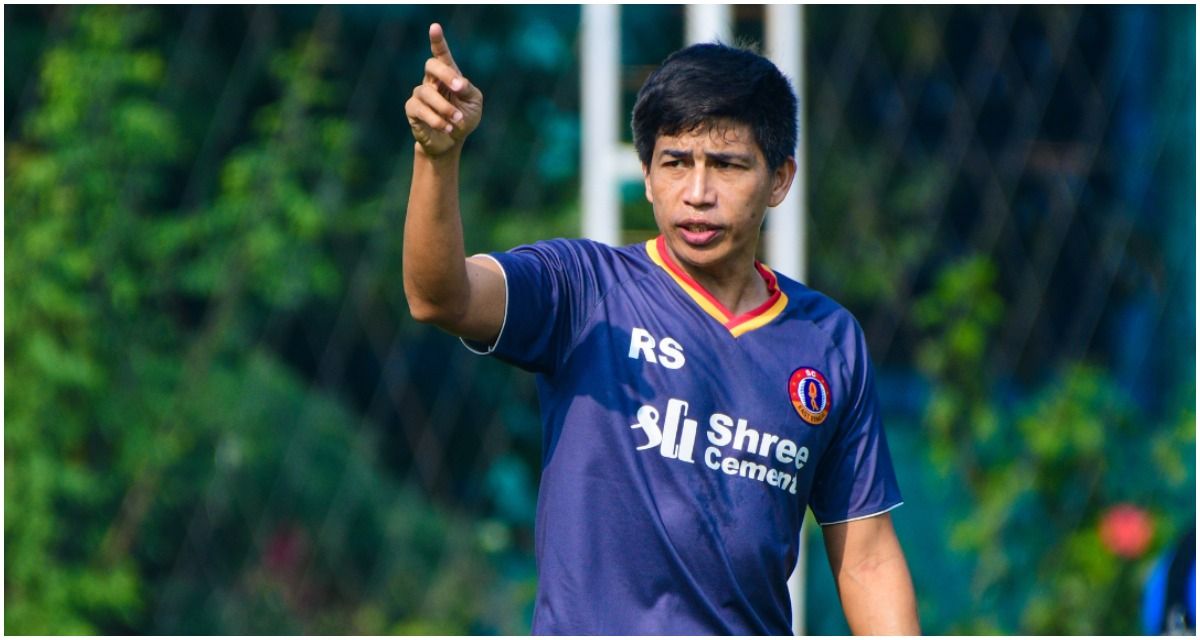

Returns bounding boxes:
[676,222,723,247]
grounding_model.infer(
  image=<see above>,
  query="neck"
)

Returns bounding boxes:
[660,239,770,317]
[686,262,768,317]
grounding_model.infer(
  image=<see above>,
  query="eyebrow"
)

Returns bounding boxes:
[660,149,755,164]
[707,151,754,164]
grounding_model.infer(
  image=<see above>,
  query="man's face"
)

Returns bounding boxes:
[643,120,795,278]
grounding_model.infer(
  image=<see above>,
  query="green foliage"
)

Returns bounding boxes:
[177,30,349,311]
[809,145,946,313]
[912,257,1195,634]
[6,7,179,632]
[145,352,527,634]
[4,6,534,634]
[913,256,1005,472]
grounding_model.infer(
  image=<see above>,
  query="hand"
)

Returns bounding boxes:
[406,23,483,157]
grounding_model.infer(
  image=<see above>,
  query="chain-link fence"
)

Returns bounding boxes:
[4,4,1194,635]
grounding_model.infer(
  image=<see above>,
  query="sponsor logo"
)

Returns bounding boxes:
[629,399,697,462]
[789,367,830,425]
[629,396,810,494]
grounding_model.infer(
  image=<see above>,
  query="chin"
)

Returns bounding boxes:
[670,237,728,267]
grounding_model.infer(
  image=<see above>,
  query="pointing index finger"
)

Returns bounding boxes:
[429,23,458,70]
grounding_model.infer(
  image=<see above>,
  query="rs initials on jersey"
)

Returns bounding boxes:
[628,327,686,369]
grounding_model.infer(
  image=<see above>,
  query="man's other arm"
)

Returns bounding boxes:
[822,513,921,635]
[403,23,505,344]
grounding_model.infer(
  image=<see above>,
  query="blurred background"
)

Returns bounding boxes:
[4,4,1195,634]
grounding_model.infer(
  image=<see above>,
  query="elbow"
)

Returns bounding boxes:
[401,266,476,331]
[405,296,445,325]
[404,290,464,329]
[403,278,438,324]
[406,299,441,325]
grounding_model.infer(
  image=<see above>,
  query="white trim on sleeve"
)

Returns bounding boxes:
[459,253,509,356]
[816,501,905,527]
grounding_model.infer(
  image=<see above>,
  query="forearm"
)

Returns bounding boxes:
[402,143,470,325]
[823,515,921,635]
[835,547,920,635]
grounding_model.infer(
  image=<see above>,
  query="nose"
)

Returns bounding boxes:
[683,166,716,209]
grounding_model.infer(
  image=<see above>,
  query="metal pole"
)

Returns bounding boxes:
[686,4,733,44]
[766,3,806,283]
[766,4,808,635]
[581,5,621,246]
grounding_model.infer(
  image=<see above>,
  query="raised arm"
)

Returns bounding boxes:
[403,23,506,344]
[822,513,921,635]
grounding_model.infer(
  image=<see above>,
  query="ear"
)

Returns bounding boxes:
[767,156,797,208]
[642,164,654,204]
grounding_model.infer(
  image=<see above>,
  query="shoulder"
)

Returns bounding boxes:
[774,272,866,341]
[774,271,871,370]
[504,237,654,280]
[513,237,648,260]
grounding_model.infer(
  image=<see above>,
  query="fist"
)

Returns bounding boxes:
[405,23,484,156]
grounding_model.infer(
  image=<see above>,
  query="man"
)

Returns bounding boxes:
[404,22,920,635]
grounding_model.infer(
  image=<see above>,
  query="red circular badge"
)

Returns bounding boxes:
[789,367,831,425]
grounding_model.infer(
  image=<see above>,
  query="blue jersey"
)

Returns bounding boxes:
[464,236,902,635]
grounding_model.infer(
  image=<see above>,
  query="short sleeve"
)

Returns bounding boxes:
[461,239,602,375]
[809,316,903,526]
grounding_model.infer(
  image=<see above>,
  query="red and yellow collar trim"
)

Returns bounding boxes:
[646,236,788,337]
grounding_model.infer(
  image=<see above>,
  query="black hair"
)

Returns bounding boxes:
[632,42,798,171]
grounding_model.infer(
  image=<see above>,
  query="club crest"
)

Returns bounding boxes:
[788,367,830,425]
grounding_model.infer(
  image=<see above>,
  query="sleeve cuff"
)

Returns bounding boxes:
[459,253,509,356]
[816,501,904,527]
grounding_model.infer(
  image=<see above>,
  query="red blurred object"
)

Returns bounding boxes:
[1099,504,1154,559]
[265,523,308,574]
